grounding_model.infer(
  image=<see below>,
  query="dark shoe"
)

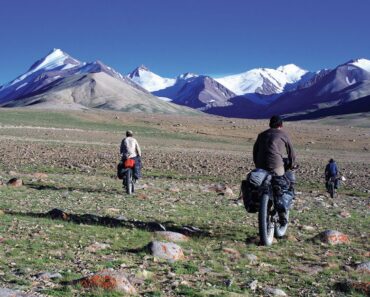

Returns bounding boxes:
[278,212,288,226]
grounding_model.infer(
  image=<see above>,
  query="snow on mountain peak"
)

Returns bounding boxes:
[128,66,176,92]
[215,64,309,96]
[276,64,308,82]
[29,48,80,73]
[178,72,198,80]
[348,58,370,72]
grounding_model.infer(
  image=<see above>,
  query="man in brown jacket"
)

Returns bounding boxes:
[253,115,296,225]
[253,115,296,176]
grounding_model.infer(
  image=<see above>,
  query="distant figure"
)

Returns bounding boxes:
[325,158,339,188]
[253,115,296,176]
[253,115,296,225]
[120,130,142,180]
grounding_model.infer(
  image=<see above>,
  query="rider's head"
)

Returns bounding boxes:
[269,115,283,129]
[126,130,133,137]
[329,158,334,163]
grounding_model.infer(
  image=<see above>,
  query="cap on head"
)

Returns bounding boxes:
[269,115,283,128]
[126,130,133,137]
[329,158,334,163]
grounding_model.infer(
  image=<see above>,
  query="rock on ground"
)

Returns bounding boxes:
[315,230,349,245]
[85,242,111,253]
[34,272,63,280]
[33,172,48,180]
[78,269,136,294]
[264,287,288,296]
[148,241,185,262]
[7,178,23,187]
[154,231,189,242]
[222,247,241,258]
[355,261,370,273]
[0,288,38,296]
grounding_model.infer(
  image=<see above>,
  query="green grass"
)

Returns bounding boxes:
[0,109,368,296]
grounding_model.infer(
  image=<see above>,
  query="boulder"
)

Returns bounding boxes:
[7,178,23,187]
[154,231,189,242]
[78,269,136,294]
[315,230,349,245]
[148,241,185,262]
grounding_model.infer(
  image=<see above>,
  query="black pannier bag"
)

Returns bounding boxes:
[241,169,268,213]
[272,173,294,212]
[117,161,124,179]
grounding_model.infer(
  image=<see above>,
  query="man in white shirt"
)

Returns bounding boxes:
[120,130,142,179]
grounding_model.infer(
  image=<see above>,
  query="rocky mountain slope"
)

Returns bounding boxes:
[0,49,196,114]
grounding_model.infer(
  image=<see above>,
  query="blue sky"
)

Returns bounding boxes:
[0,0,369,84]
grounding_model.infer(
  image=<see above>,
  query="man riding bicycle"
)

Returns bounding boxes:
[120,130,142,180]
[253,115,296,225]
[325,158,339,190]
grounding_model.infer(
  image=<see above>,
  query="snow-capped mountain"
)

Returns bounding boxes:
[265,59,370,119]
[215,64,310,96]
[0,49,196,114]
[128,65,176,92]
[0,48,148,105]
[154,75,236,109]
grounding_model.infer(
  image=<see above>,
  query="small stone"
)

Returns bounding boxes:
[85,242,111,253]
[296,265,323,275]
[245,253,258,264]
[224,186,234,196]
[105,208,120,216]
[33,172,48,180]
[264,287,288,296]
[222,247,240,258]
[168,186,180,193]
[249,279,258,291]
[135,269,153,280]
[301,225,316,232]
[315,230,349,245]
[35,272,63,280]
[339,211,351,218]
[7,178,23,187]
[355,261,370,273]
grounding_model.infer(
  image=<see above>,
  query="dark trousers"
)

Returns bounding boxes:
[132,156,142,179]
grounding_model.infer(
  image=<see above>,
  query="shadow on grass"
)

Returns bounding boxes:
[5,208,211,238]
[25,183,122,195]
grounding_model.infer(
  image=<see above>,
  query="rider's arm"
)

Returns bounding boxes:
[285,136,296,169]
[136,140,141,157]
[120,139,127,157]
[253,136,259,166]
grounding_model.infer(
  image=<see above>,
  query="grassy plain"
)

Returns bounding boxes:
[0,109,369,296]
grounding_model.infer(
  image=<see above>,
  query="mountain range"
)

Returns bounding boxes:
[1,49,370,119]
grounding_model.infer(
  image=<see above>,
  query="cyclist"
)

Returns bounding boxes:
[120,130,142,180]
[253,115,296,224]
